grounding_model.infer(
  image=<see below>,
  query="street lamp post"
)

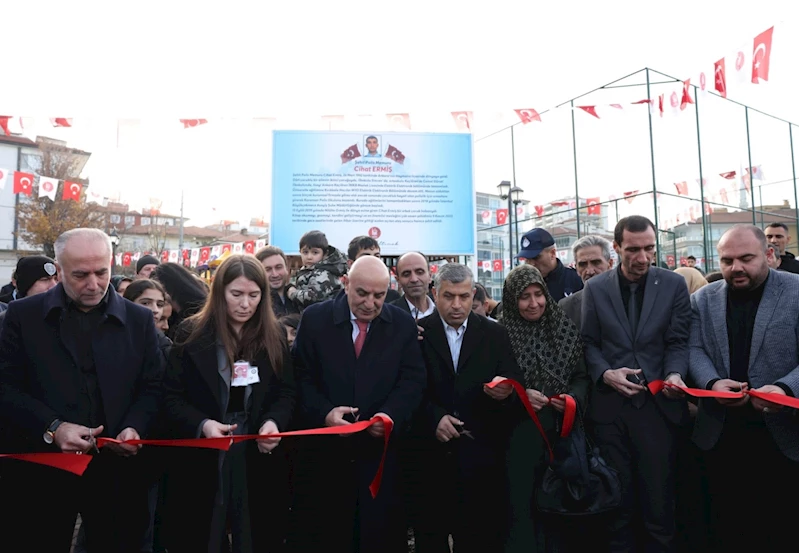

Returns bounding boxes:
[109,229,120,272]
[511,186,525,259]
[497,181,513,262]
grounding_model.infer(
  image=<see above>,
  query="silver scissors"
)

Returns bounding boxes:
[456,425,475,440]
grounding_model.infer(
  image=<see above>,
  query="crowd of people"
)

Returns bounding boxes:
[0,217,797,553]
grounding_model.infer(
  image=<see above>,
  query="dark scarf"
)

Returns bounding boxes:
[500,264,582,396]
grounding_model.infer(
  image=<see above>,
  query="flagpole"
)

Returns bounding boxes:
[693,91,712,270]
[178,189,184,252]
[790,124,799,229]
[645,69,662,263]
[745,107,756,225]
[570,100,581,239]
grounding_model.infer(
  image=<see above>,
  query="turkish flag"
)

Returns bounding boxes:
[714,58,727,98]
[0,116,10,136]
[341,144,361,164]
[534,205,544,217]
[62,181,82,201]
[577,106,599,119]
[481,210,491,224]
[161,250,169,263]
[50,118,72,127]
[180,119,207,128]
[222,244,232,254]
[13,172,34,195]
[200,247,211,263]
[587,198,601,215]
[752,27,774,83]
[384,145,405,164]
[492,260,503,272]
[719,171,736,179]
[496,209,508,225]
[674,182,688,196]
[243,241,255,254]
[451,111,473,131]
[624,191,638,204]
[514,109,541,124]
[386,113,411,130]
[680,80,694,111]
[0,168,9,190]
[430,265,438,275]
[122,252,132,267]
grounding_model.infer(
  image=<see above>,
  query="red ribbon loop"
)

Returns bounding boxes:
[648,380,799,409]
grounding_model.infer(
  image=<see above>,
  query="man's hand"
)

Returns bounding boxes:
[367,412,393,438]
[435,414,464,443]
[106,427,142,456]
[484,376,512,401]
[526,389,549,412]
[416,325,424,342]
[325,406,359,437]
[550,394,573,413]
[256,420,281,453]
[603,368,647,397]
[662,373,687,400]
[202,420,237,438]
[54,423,104,454]
[751,384,786,413]
[711,379,749,407]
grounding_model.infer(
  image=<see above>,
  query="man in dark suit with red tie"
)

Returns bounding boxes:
[289,255,425,553]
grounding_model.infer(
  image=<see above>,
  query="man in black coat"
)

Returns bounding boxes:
[290,255,425,553]
[413,262,521,552]
[0,228,163,553]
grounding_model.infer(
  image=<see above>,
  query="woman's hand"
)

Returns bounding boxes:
[550,394,573,413]
[526,388,550,412]
[256,420,281,453]
[202,420,237,439]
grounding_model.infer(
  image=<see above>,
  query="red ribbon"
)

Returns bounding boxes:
[2,415,394,498]
[648,380,799,409]
[486,378,577,462]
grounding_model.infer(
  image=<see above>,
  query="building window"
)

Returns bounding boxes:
[141,217,151,226]
[125,216,136,226]
[477,196,489,207]
[110,214,121,224]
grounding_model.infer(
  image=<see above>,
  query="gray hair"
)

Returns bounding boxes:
[572,235,612,261]
[433,262,473,289]
[54,228,112,264]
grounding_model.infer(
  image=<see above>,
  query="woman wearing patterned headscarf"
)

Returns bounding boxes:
[502,264,591,553]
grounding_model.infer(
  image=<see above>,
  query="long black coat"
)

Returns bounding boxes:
[161,323,295,553]
[290,291,426,553]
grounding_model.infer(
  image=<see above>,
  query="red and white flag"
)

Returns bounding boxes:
[674,182,688,196]
[534,205,544,217]
[243,241,255,254]
[746,165,765,180]
[496,208,508,225]
[451,111,473,131]
[122,253,132,267]
[587,198,601,215]
[62,181,82,202]
[50,118,72,127]
[719,188,730,204]
[577,106,599,119]
[168,250,179,263]
[0,168,9,190]
[514,109,541,124]
[680,80,694,111]
[180,119,207,129]
[714,59,727,98]
[222,244,232,254]
[481,210,491,224]
[492,259,503,272]
[386,113,411,130]
[624,191,638,204]
[233,243,243,254]
[733,50,748,84]
[38,177,58,201]
[340,144,361,164]
[698,71,709,96]
[719,171,736,180]
[0,116,10,136]
[13,172,34,195]
[255,239,266,251]
[200,247,211,263]
[752,27,774,84]
[160,250,170,263]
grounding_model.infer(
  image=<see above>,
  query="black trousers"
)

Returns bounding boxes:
[703,412,799,553]
[592,398,676,553]
[0,450,151,552]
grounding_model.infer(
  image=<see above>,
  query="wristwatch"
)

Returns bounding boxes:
[43,419,63,444]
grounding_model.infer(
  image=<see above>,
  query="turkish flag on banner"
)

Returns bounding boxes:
[13,172,34,195]
[341,144,361,164]
[255,239,266,252]
[577,106,599,119]
[624,191,638,204]
[0,168,9,190]
[674,182,688,196]
[180,119,207,128]
[243,241,255,254]
[514,109,541,124]
[122,252,132,267]
[481,210,491,224]
[0,116,10,136]
[733,50,748,84]
[168,250,179,263]
[587,198,600,215]
[698,72,708,95]
[190,249,200,266]
[160,250,169,263]
[657,94,664,118]
[430,265,438,275]
[62,181,82,201]
[384,145,405,164]
[200,247,211,263]
[496,209,508,225]
[752,27,774,83]
[493,260,503,272]
[534,205,544,217]
[451,111,473,131]
[714,58,727,98]
[222,244,232,254]
[719,171,736,179]
[386,113,411,130]
[680,80,694,111]
[132,252,141,264]
[233,243,244,254]
[50,118,72,127]
[38,177,58,201]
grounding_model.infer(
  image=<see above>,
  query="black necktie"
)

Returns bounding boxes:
[628,283,639,339]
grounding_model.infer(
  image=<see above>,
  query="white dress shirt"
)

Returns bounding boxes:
[350,311,371,342]
[406,297,436,320]
[440,315,468,371]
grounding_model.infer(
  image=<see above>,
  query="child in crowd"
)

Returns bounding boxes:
[287,230,348,308]
[280,313,300,348]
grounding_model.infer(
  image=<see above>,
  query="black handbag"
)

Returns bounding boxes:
[535,412,621,516]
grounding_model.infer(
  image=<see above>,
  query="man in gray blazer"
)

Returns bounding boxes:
[581,216,690,553]
[688,224,799,553]
[559,234,614,329]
